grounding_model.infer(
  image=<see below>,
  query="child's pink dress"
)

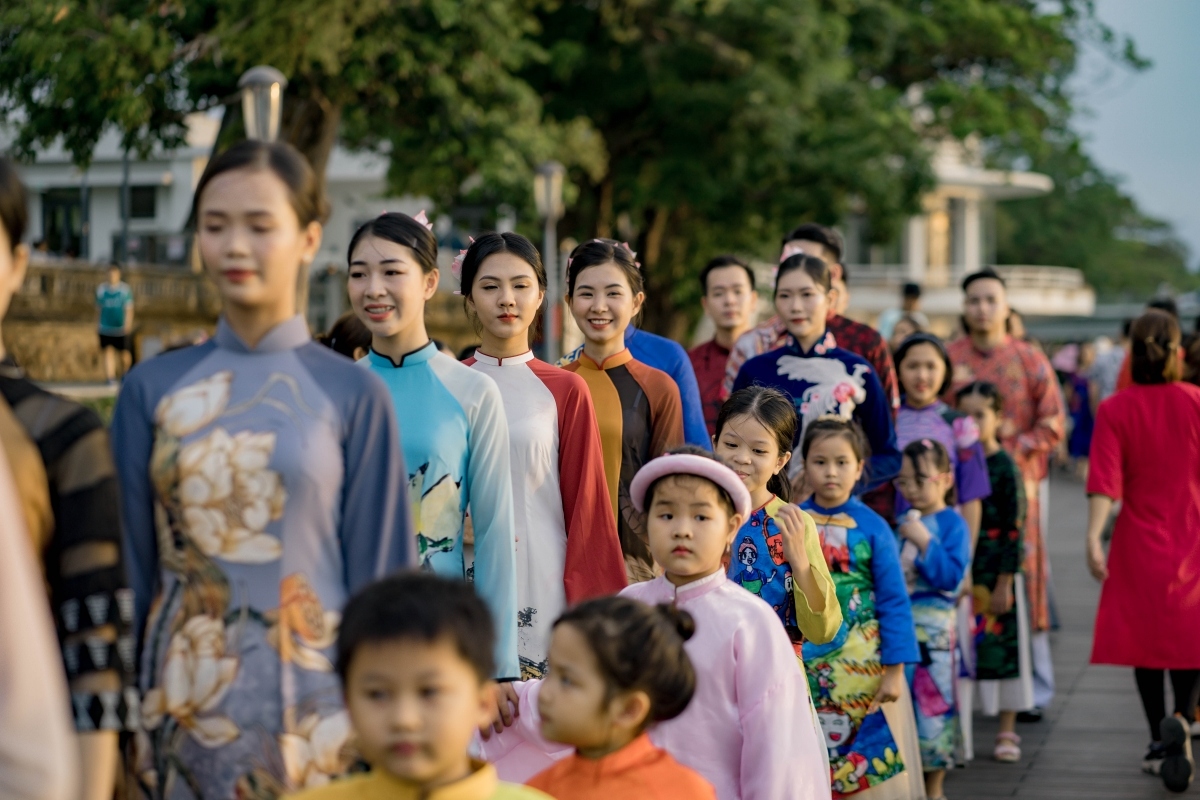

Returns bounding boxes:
[482,570,831,800]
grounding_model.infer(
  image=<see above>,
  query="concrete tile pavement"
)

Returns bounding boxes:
[944,473,1188,799]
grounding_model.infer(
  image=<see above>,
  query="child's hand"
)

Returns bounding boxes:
[989,576,1014,615]
[775,505,811,572]
[480,681,521,739]
[897,518,932,554]
[868,665,905,714]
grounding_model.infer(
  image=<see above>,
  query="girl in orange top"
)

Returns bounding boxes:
[562,240,684,582]
[525,596,715,800]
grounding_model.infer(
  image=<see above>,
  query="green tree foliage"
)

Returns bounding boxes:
[0,0,602,194]
[995,137,1195,299]
[527,0,1144,333]
[0,0,1173,327]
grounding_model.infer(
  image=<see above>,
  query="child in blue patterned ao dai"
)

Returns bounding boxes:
[892,439,971,800]
[799,419,922,800]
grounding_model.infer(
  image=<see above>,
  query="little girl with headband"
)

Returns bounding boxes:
[483,447,831,800]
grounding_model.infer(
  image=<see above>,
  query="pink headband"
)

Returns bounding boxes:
[629,454,752,519]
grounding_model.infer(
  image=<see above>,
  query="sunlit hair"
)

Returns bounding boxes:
[192,140,329,228]
[347,212,438,274]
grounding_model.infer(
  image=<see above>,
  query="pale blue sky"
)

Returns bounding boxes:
[1074,0,1200,269]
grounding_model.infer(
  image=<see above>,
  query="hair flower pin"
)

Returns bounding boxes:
[450,237,475,295]
[412,210,435,232]
[921,438,934,448]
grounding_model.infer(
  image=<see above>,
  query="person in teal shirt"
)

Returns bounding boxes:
[95,264,133,383]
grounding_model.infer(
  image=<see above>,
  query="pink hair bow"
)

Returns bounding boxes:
[412,210,435,232]
[450,237,476,295]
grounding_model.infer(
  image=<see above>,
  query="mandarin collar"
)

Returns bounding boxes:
[570,733,660,778]
[643,568,728,606]
[804,498,855,518]
[783,329,837,357]
[471,349,535,367]
[577,348,633,371]
[214,315,311,354]
[367,340,438,369]
[371,760,499,800]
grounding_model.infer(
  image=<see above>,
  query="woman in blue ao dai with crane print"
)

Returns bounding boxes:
[732,255,900,495]
[347,211,519,680]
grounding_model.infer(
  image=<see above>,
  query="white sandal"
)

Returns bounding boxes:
[994,731,1022,762]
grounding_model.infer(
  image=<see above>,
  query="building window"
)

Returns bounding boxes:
[123,185,157,219]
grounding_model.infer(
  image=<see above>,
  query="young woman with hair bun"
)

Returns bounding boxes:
[561,238,684,583]
[458,231,625,679]
[112,141,415,798]
[348,212,519,681]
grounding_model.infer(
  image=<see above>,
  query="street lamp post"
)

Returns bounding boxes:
[238,66,288,142]
[534,162,566,362]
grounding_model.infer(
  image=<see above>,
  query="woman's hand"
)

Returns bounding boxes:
[989,576,1014,615]
[480,681,521,739]
[1084,493,1115,583]
[775,505,811,572]
[1087,539,1108,582]
[868,664,905,714]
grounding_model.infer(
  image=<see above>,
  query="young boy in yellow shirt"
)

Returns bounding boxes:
[289,574,550,800]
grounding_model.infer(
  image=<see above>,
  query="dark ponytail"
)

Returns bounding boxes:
[555,596,696,728]
[1130,309,1182,385]
[715,387,797,502]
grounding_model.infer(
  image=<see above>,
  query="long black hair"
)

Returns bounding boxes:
[347,212,438,274]
[458,231,546,342]
[714,387,797,502]
[554,596,696,731]
[565,238,643,297]
[192,140,329,228]
[0,157,28,251]
[774,253,832,295]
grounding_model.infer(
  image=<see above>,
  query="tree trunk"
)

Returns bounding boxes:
[282,84,342,198]
[595,176,614,239]
[639,206,676,335]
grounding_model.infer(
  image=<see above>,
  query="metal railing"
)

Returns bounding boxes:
[12,261,221,322]
[846,263,1085,290]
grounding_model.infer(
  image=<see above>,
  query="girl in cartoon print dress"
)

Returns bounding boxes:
[112,141,414,800]
[799,419,924,800]
[718,386,841,646]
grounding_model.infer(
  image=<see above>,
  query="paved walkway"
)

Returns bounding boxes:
[945,473,1186,799]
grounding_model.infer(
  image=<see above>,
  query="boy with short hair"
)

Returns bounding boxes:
[289,573,552,800]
